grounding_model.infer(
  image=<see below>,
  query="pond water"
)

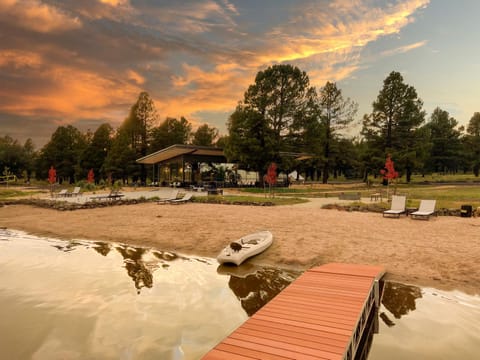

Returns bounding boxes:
[0,229,479,359]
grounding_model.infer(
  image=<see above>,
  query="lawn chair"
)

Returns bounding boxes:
[157,189,179,204]
[55,189,68,198]
[70,187,81,197]
[167,193,193,204]
[383,195,406,218]
[411,200,436,220]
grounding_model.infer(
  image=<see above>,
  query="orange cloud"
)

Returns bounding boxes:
[0,0,432,139]
[154,0,430,129]
[0,60,141,122]
[0,0,81,33]
[126,69,146,85]
[165,62,251,121]
[257,0,429,70]
[99,0,129,6]
[0,49,43,69]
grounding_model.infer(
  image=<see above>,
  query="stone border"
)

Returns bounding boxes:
[0,197,275,210]
[0,198,468,215]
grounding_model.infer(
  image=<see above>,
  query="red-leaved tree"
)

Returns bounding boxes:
[48,165,56,184]
[264,162,277,198]
[380,155,399,196]
[48,165,56,197]
[87,169,94,184]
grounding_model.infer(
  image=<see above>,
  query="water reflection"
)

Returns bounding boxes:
[217,264,300,316]
[115,245,154,293]
[1,229,480,359]
[379,281,423,327]
[371,282,480,359]
[48,238,185,294]
[0,230,248,360]
[382,281,423,318]
[92,241,112,256]
[51,240,84,252]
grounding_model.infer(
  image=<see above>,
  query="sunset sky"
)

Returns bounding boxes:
[1,0,479,148]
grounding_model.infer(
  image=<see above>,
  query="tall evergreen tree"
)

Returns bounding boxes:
[225,106,275,175]
[0,136,25,178]
[150,117,192,152]
[227,64,316,177]
[465,112,480,176]
[317,82,358,183]
[123,92,158,183]
[22,138,36,182]
[362,71,426,182]
[424,107,462,173]
[103,128,137,184]
[36,125,87,183]
[80,123,114,182]
[191,124,219,147]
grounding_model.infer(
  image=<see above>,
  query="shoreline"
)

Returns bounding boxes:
[1,202,479,295]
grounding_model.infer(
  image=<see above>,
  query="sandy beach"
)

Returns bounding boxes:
[1,197,479,295]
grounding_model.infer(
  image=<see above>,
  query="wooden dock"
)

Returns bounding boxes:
[202,263,385,360]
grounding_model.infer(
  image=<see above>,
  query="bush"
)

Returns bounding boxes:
[76,180,96,191]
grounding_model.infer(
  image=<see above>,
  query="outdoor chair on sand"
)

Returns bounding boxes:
[383,195,406,218]
[166,193,193,205]
[170,193,192,204]
[411,200,436,220]
[70,186,81,197]
[157,189,179,204]
[55,189,68,198]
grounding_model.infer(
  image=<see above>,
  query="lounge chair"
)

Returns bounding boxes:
[157,189,179,204]
[55,189,68,198]
[70,187,81,197]
[167,193,193,204]
[383,195,406,218]
[411,200,436,220]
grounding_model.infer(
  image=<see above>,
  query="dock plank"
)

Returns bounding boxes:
[202,263,385,360]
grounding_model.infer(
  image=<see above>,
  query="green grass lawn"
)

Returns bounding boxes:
[193,194,309,206]
[2,179,479,209]
[236,182,480,209]
[0,188,34,200]
[391,184,480,209]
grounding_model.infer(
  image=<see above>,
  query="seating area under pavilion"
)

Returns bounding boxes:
[136,144,227,187]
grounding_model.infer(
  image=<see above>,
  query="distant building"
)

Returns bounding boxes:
[136,144,227,186]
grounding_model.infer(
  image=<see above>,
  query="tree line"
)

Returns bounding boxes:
[1,65,480,185]
[1,92,222,185]
[226,66,480,182]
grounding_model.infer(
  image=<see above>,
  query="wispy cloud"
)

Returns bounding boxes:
[0,0,431,146]
[381,40,428,57]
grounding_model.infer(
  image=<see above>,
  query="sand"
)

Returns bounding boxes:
[1,199,479,295]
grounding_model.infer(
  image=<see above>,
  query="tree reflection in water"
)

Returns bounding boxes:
[51,240,183,294]
[51,240,84,252]
[114,246,184,294]
[380,281,422,327]
[92,242,112,256]
[222,266,300,316]
[114,245,153,294]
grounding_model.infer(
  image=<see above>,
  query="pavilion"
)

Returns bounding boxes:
[136,144,227,186]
